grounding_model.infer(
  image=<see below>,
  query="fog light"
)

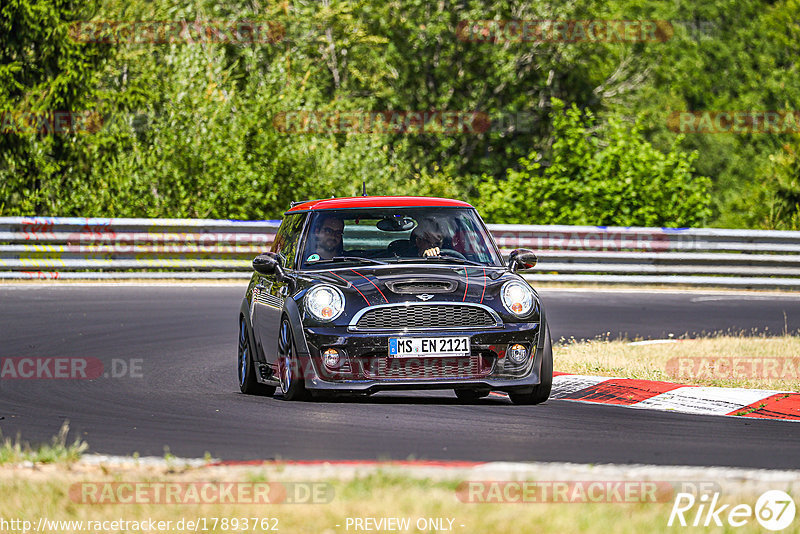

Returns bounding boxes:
[323,348,341,368]
[507,344,528,364]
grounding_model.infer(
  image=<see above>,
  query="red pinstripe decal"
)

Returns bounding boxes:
[480,267,486,303]
[462,267,469,301]
[329,271,369,305]
[350,269,389,303]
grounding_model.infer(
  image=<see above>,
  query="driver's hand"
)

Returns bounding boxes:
[422,247,440,257]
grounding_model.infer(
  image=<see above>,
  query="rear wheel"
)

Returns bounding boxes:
[238,317,275,396]
[454,389,490,403]
[278,318,310,401]
[509,325,552,405]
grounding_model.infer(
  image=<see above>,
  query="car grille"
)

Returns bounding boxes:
[362,355,491,380]
[353,304,497,330]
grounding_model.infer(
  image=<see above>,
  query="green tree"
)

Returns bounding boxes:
[744,141,800,230]
[0,0,109,214]
[474,99,711,226]
[2,0,798,228]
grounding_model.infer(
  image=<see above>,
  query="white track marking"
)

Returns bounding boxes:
[627,339,680,346]
[631,386,780,415]
[691,295,800,302]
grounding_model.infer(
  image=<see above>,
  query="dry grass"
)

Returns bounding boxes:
[0,466,794,534]
[555,333,800,391]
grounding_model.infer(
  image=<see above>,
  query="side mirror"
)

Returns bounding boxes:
[508,248,537,273]
[252,252,281,275]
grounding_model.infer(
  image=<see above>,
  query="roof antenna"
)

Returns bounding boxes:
[362,180,367,197]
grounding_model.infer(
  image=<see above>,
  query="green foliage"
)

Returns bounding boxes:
[740,140,800,230]
[475,100,711,226]
[0,421,87,465]
[0,0,110,214]
[603,0,800,228]
[0,0,797,228]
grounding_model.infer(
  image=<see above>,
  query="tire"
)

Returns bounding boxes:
[454,389,490,402]
[238,317,276,396]
[277,318,310,401]
[509,325,552,405]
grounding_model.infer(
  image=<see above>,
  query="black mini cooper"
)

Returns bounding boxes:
[237,196,552,404]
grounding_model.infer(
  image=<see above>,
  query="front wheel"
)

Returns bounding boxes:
[238,317,275,396]
[509,325,552,405]
[278,318,310,401]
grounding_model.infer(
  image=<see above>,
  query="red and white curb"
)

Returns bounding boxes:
[549,372,800,421]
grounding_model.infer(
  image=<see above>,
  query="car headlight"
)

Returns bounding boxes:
[305,284,345,322]
[501,280,535,317]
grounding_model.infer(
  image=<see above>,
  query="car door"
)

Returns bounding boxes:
[253,213,306,367]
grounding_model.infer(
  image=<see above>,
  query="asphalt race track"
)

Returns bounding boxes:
[1,284,799,468]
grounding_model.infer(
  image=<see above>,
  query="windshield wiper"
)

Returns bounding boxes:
[311,256,388,265]
[392,256,484,267]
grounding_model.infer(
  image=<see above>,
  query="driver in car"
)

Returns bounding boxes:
[411,217,447,257]
[311,215,345,260]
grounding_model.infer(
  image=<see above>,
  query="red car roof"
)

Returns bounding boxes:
[286,196,474,213]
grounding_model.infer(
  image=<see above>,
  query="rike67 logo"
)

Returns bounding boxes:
[668,490,796,531]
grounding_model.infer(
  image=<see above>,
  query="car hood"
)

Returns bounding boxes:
[300,264,530,308]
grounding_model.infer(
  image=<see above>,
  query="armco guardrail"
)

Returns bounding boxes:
[2,217,800,288]
[0,217,278,280]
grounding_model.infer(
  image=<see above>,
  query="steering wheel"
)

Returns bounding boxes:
[438,248,467,260]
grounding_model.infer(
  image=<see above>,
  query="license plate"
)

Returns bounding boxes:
[388,336,470,357]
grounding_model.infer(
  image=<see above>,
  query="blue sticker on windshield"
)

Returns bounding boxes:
[307,254,320,262]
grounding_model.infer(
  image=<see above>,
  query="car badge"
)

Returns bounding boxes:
[416,294,434,301]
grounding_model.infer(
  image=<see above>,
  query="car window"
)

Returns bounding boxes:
[343,218,413,249]
[299,208,502,268]
[271,213,306,269]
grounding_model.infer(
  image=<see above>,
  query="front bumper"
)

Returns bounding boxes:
[298,322,543,394]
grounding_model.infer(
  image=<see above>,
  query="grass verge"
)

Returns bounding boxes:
[0,422,88,465]
[1,465,795,534]
[555,333,800,390]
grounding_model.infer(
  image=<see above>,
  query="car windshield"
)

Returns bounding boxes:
[299,208,502,269]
